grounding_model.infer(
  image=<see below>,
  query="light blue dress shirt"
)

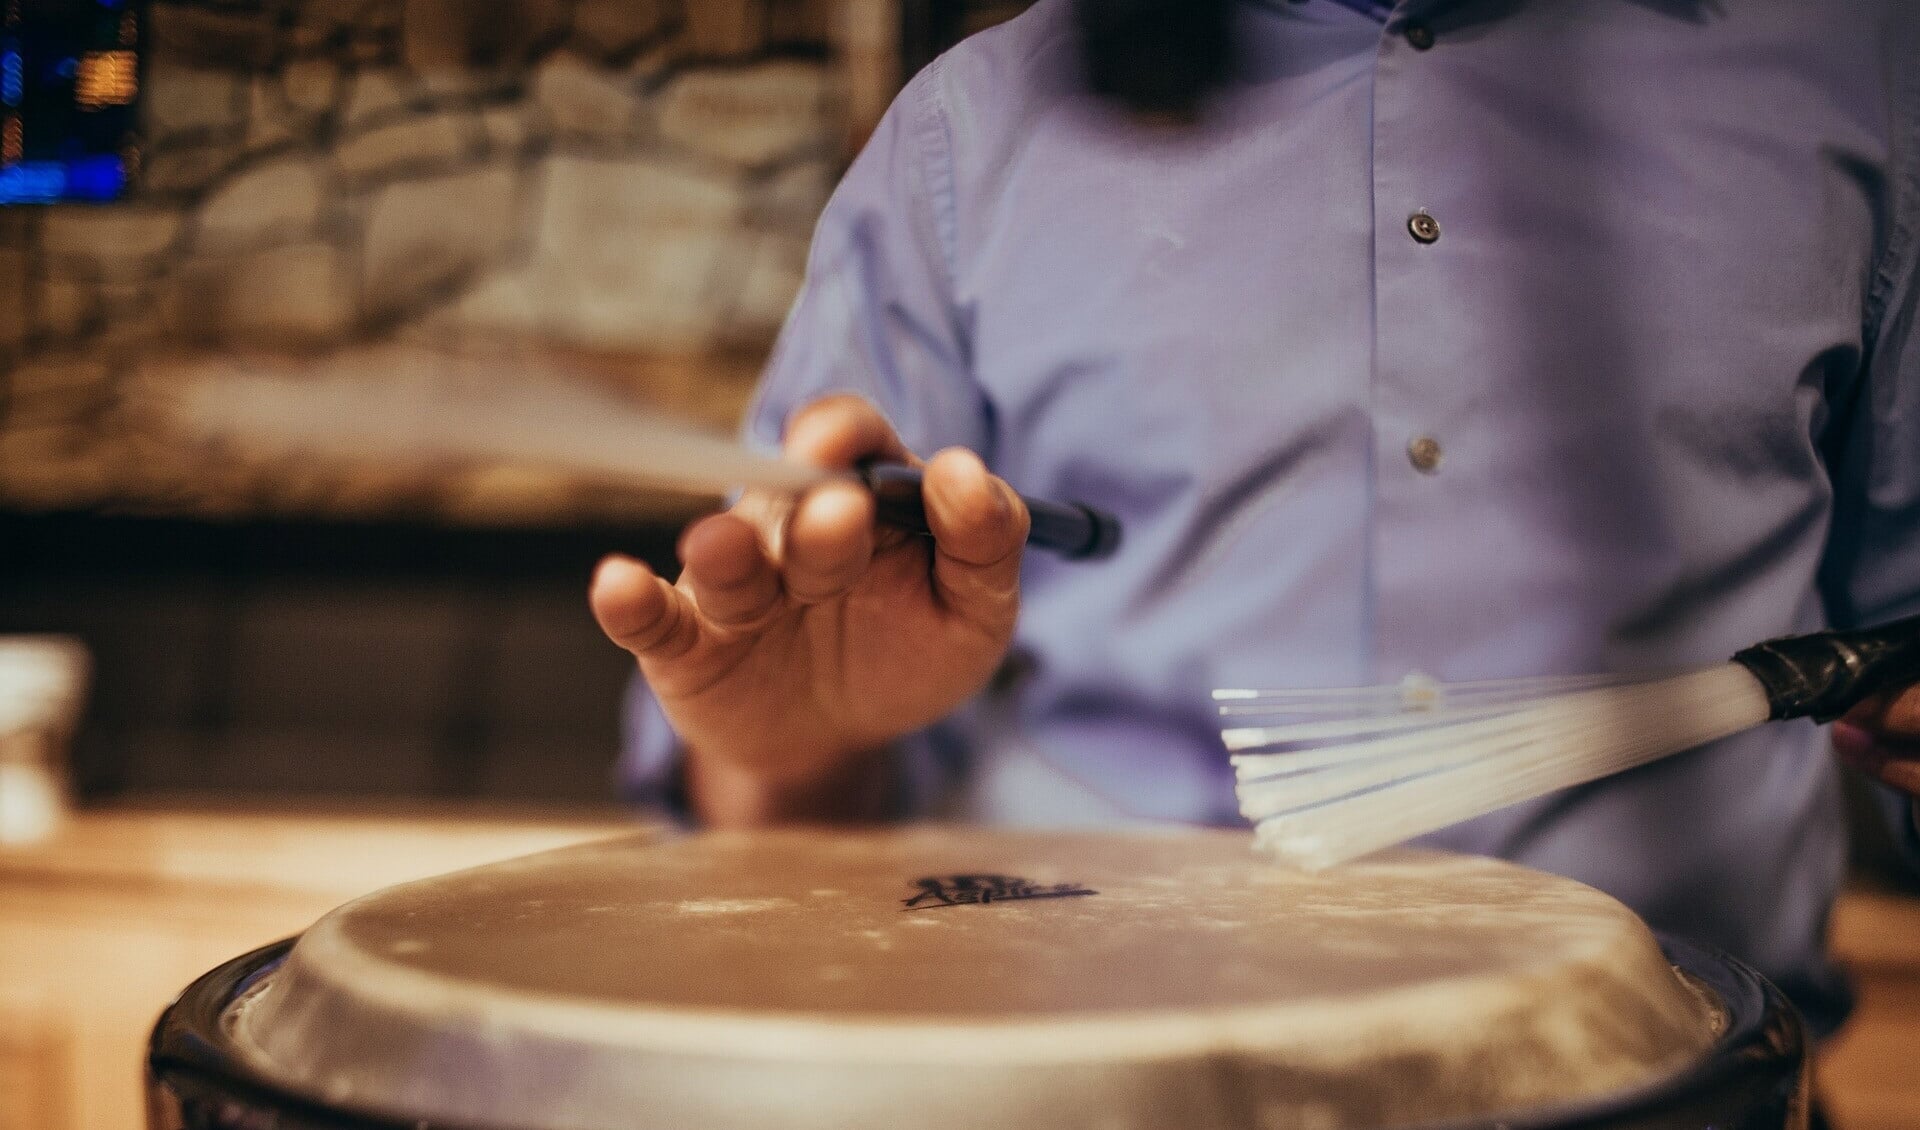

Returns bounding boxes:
[626,0,1920,1033]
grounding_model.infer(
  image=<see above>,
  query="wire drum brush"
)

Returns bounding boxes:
[1219,613,1920,870]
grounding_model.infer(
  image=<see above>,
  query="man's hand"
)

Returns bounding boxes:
[1833,685,1920,798]
[588,394,1029,826]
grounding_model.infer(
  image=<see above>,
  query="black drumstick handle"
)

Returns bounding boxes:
[1732,611,1920,722]
[859,463,1121,561]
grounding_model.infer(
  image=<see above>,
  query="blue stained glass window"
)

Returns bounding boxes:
[1,0,142,205]
[0,161,69,203]
[63,153,124,198]
[1,51,23,105]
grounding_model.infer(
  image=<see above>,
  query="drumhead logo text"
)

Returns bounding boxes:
[901,874,1097,910]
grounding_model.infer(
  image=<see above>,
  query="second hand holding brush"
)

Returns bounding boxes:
[1220,613,1920,870]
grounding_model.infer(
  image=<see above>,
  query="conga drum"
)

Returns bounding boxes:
[148,828,1806,1130]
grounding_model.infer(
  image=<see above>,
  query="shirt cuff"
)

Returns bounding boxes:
[619,678,695,826]
[619,674,969,824]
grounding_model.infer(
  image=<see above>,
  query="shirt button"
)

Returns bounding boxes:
[1403,23,1435,50]
[1407,210,1441,244]
[1408,436,1443,474]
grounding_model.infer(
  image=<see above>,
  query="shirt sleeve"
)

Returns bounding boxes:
[1818,55,1920,870]
[739,59,989,460]
[620,60,990,817]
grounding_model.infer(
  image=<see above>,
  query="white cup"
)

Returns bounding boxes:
[0,637,90,847]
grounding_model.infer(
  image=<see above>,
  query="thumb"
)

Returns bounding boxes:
[920,447,1029,628]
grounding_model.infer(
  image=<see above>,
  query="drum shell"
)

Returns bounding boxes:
[147,935,1806,1130]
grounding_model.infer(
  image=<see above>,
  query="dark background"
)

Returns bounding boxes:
[0,512,676,803]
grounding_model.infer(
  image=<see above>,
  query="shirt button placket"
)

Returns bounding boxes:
[1397,34,1440,477]
[1373,4,1458,678]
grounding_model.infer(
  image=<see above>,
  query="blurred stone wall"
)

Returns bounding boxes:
[0,0,848,525]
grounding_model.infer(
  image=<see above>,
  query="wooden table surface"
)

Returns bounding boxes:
[1,804,1914,1130]
[1821,885,1920,1130]
[0,801,640,1130]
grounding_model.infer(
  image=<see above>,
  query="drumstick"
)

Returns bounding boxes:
[170,374,1120,560]
[1218,613,1920,870]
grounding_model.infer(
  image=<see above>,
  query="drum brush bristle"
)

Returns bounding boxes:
[1217,613,1920,870]
[169,371,1120,560]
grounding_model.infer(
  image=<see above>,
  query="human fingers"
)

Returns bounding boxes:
[676,513,784,633]
[727,396,916,558]
[776,394,916,580]
[919,447,1028,627]
[590,554,700,661]
[783,393,915,471]
[1832,694,1920,798]
[1870,683,1920,741]
[781,480,878,603]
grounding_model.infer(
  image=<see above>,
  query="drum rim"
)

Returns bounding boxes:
[1414,934,1804,1130]
[149,934,1801,1130]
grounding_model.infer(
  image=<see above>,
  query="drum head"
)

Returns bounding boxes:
[227,828,1723,1130]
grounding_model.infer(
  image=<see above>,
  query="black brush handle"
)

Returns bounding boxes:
[1732,611,1920,722]
[859,463,1121,561]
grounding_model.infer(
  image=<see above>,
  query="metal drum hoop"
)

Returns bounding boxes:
[147,935,1804,1130]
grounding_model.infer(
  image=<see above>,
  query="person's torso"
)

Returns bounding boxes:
[916,0,1906,1026]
